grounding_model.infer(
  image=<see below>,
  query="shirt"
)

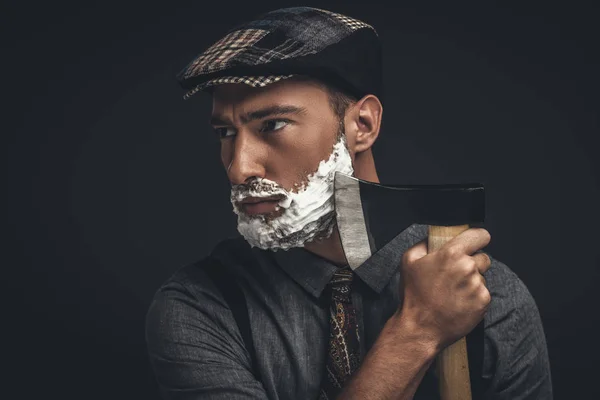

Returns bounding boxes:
[145,224,553,399]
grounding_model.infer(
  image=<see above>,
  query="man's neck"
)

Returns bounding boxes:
[303,223,348,267]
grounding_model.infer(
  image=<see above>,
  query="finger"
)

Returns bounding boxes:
[402,239,428,264]
[471,270,487,288]
[472,251,492,274]
[444,227,491,256]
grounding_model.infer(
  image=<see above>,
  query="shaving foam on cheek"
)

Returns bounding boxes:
[231,135,354,250]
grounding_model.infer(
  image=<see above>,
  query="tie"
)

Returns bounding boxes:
[319,267,361,399]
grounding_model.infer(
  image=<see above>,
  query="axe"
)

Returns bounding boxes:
[333,171,485,400]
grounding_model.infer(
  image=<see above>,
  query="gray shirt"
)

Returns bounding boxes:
[145,224,552,399]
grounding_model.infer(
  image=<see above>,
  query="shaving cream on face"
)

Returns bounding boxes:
[230,134,354,250]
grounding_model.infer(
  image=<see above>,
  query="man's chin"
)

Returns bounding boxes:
[303,220,335,244]
[237,211,336,251]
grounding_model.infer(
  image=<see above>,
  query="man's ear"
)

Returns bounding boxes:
[345,94,383,154]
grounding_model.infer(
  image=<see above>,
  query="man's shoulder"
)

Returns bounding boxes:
[155,236,254,297]
[484,255,535,312]
[483,255,542,338]
[145,238,255,372]
[476,251,551,395]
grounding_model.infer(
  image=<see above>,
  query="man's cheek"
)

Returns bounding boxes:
[220,144,232,171]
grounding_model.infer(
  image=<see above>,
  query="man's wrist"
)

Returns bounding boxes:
[337,311,440,399]
[387,310,441,362]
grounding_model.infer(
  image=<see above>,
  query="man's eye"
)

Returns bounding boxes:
[260,119,289,133]
[214,127,236,138]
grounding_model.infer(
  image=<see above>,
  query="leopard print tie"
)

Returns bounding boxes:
[318,267,361,399]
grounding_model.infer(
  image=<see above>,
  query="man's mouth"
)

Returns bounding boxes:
[239,195,286,216]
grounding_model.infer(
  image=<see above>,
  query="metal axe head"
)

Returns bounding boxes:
[334,171,485,270]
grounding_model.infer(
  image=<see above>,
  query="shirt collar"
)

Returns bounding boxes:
[267,224,429,299]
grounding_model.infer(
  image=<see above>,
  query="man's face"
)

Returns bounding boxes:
[210,78,355,250]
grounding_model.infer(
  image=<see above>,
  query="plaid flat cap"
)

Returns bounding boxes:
[176,7,382,102]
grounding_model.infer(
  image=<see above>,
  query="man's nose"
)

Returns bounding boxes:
[226,131,266,185]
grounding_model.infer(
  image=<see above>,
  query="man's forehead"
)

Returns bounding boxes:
[211,80,327,116]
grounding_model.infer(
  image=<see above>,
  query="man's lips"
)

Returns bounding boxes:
[239,195,286,216]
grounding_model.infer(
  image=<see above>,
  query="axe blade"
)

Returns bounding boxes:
[333,171,485,270]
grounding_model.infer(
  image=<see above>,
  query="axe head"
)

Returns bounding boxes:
[333,171,485,270]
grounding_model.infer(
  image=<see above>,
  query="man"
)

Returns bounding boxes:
[145,7,552,399]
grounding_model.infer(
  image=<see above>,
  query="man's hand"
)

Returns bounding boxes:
[397,228,492,352]
[338,228,492,400]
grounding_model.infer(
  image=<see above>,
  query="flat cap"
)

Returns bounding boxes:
[176,7,382,102]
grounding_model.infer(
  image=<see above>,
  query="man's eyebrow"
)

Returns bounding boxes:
[242,105,307,123]
[209,115,229,126]
[210,105,307,126]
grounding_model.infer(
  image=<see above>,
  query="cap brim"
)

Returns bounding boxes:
[183,74,295,99]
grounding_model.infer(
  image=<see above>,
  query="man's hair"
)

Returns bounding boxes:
[289,75,358,122]
[325,85,358,122]
[274,75,358,142]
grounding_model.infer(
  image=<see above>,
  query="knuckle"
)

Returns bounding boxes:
[467,257,478,272]
[460,257,477,275]
[470,274,482,289]
[402,250,414,266]
[443,245,461,260]
[479,287,491,306]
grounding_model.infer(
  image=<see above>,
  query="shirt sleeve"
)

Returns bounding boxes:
[145,267,269,400]
[484,259,553,400]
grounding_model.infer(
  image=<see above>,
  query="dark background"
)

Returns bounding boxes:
[5,0,599,398]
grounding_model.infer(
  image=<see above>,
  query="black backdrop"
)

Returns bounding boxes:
[5,1,599,398]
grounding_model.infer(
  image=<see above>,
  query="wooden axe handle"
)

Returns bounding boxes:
[428,225,472,400]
